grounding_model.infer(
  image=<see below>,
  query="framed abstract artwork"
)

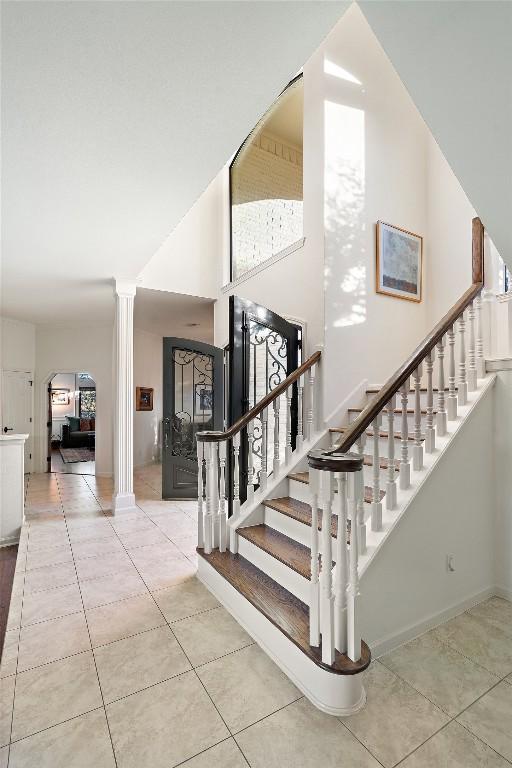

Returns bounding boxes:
[376,221,423,302]
[136,386,153,411]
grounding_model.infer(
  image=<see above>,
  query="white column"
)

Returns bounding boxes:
[113,279,137,515]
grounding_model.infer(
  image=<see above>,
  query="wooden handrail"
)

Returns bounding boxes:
[328,217,484,455]
[197,349,321,443]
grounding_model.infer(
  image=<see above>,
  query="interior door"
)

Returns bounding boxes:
[162,338,224,499]
[2,371,33,472]
[229,295,300,506]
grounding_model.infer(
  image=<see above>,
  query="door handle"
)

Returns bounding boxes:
[3,427,13,433]
[163,418,171,450]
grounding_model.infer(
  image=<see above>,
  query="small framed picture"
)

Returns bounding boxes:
[195,385,213,416]
[136,387,153,411]
[376,221,423,302]
[51,389,70,405]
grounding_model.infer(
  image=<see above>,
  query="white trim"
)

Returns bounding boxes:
[496,292,512,303]
[495,586,512,602]
[486,357,512,371]
[371,585,496,658]
[223,237,305,293]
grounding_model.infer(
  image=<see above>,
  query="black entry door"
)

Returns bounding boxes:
[228,296,300,506]
[162,338,224,499]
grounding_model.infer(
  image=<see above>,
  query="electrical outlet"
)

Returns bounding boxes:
[446,554,455,573]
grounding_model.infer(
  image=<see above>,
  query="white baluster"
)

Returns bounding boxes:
[196,442,204,549]
[475,294,485,378]
[399,380,411,490]
[273,397,281,476]
[412,364,423,471]
[260,408,268,492]
[467,301,477,391]
[334,472,348,654]
[425,350,436,454]
[371,414,382,532]
[246,420,254,504]
[285,386,293,464]
[204,443,215,554]
[309,468,320,647]
[347,468,362,662]
[447,325,458,420]
[218,442,227,552]
[458,312,468,406]
[320,471,334,666]
[306,364,316,441]
[386,395,397,510]
[230,433,241,553]
[436,337,448,437]
[296,376,304,450]
[356,434,367,553]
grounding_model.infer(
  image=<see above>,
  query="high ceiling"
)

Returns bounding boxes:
[134,288,214,342]
[1,0,348,325]
[360,0,512,264]
[2,1,510,328]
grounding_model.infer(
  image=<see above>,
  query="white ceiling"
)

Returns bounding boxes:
[360,0,512,262]
[2,1,510,329]
[134,288,214,342]
[1,0,347,325]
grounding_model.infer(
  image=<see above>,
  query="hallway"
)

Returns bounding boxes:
[1,470,511,767]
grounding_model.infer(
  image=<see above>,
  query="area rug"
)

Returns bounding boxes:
[59,447,95,464]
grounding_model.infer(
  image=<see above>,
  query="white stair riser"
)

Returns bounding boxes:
[349,412,435,431]
[237,534,309,603]
[331,434,410,459]
[289,473,388,506]
[365,391,450,409]
[263,504,341,555]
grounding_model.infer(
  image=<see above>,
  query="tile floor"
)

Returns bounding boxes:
[1,467,512,767]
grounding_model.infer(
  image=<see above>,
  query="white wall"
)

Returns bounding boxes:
[362,382,496,654]
[35,325,114,476]
[134,330,163,468]
[494,371,512,599]
[139,175,223,301]
[0,317,36,373]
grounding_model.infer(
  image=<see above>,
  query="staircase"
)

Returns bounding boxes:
[196,217,492,715]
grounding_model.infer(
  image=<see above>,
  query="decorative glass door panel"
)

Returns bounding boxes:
[229,296,300,507]
[163,338,224,499]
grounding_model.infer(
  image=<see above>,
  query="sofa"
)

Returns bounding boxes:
[61,416,95,448]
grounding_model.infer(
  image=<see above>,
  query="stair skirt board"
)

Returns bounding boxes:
[197,555,367,716]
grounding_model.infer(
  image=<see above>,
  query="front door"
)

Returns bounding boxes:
[162,338,224,499]
[2,371,33,472]
[229,296,300,506]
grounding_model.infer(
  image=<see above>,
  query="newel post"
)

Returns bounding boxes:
[307,450,364,664]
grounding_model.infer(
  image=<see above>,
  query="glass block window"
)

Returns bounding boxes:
[230,75,303,281]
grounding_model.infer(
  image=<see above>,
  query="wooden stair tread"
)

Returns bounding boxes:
[264,491,384,537]
[238,524,312,579]
[198,548,371,675]
[329,426,423,442]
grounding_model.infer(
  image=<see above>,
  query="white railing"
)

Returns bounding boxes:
[197,350,321,554]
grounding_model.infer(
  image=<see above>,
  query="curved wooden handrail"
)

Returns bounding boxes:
[197,350,321,443]
[328,216,484,455]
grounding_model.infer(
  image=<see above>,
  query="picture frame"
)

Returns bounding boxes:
[376,221,423,303]
[136,386,153,411]
[51,389,70,405]
[195,384,213,417]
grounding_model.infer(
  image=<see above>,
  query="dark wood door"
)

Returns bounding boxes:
[228,296,300,506]
[162,338,224,499]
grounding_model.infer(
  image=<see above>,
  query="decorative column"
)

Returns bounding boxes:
[113,279,138,515]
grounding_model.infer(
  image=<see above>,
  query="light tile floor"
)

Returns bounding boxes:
[1,467,512,767]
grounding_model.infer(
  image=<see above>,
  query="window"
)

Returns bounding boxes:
[230,74,303,281]
[79,388,96,418]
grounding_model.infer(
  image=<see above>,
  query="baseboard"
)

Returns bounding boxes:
[370,585,497,658]
[494,585,512,602]
[95,471,113,478]
[134,459,160,470]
